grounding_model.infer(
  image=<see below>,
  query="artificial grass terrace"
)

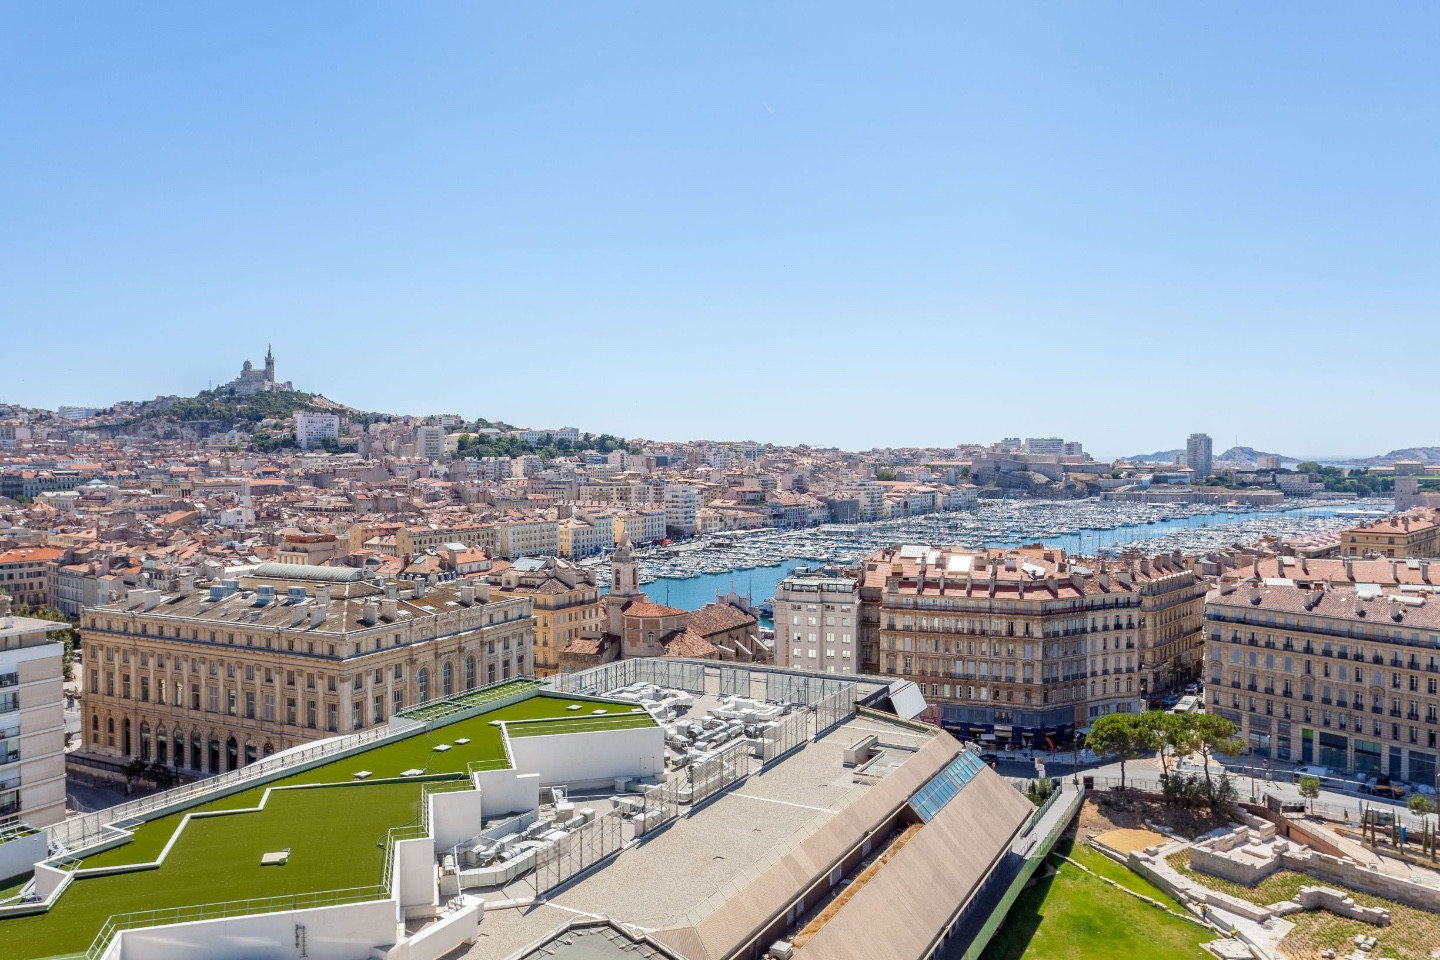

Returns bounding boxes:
[0,692,652,960]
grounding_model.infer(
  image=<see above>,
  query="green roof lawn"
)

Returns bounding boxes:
[0,692,652,960]
[981,837,1210,960]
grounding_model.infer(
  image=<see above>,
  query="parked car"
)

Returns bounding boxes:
[979,752,1000,766]
[1183,683,1200,695]
[1293,764,1329,781]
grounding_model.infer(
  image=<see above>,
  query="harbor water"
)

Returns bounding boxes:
[636,500,1382,612]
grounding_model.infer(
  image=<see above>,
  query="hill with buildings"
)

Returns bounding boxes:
[130,388,349,426]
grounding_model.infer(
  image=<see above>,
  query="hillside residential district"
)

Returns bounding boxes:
[1,353,1439,960]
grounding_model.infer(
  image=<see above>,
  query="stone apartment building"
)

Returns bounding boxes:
[79,564,534,773]
[0,547,64,611]
[858,545,1205,746]
[1341,510,1440,559]
[774,566,862,676]
[1205,580,1440,785]
[488,556,602,678]
[0,597,67,826]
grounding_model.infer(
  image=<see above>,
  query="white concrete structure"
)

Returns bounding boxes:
[295,412,341,450]
[416,425,445,461]
[1186,432,1213,479]
[664,485,699,538]
[0,600,67,826]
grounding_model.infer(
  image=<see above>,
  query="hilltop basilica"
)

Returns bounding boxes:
[223,345,294,395]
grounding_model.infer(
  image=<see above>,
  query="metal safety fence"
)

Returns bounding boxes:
[719,666,751,698]
[761,709,809,764]
[531,808,624,894]
[689,739,750,804]
[638,776,682,835]
[629,659,707,692]
[48,721,411,851]
[812,683,857,737]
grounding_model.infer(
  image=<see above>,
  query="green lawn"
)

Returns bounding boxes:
[0,691,653,960]
[81,693,645,869]
[1063,843,1187,910]
[395,679,540,721]
[982,838,1212,960]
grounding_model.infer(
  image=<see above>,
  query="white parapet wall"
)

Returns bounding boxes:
[382,898,483,960]
[114,898,401,960]
[470,770,540,819]
[0,832,48,890]
[430,789,486,852]
[395,836,438,920]
[505,726,665,789]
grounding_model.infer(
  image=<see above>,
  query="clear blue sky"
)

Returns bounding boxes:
[2,3,1436,458]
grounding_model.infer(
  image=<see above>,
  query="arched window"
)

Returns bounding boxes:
[156,725,168,766]
[192,731,203,771]
[465,656,476,691]
[418,668,430,704]
[123,718,132,757]
[173,730,185,768]
[442,661,453,697]
[263,742,275,758]
[226,736,239,772]
[139,721,151,762]
[107,717,115,747]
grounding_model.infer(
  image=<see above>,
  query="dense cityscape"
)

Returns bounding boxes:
[2,353,1440,960]
[5,4,1438,960]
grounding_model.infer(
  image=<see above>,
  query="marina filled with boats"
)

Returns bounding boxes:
[591,497,1391,594]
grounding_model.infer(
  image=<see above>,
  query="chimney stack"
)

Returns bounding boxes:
[458,582,475,606]
[361,599,379,625]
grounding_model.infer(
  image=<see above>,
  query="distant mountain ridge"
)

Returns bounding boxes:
[1125,445,1437,468]
[1353,447,1440,468]
[1126,446,1293,466]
